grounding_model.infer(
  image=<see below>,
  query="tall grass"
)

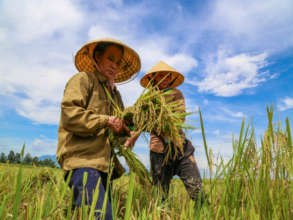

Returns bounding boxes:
[0,106,292,219]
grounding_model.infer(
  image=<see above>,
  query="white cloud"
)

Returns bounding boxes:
[196,102,247,124]
[193,137,234,158]
[185,97,199,113]
[195,154,232,175]
[159,54,198,74]
[221,107,245,118]
[210,0,293,52]
[135,38,198,74]
[0,0,291,127]
[197,106,246,124]
[118,79,144,107]
[86,3,198,75]
[30,135,57,156]
[0,62,72,124]
[190,129,201,136]
[212,0,292,33]
[1,0,83,43]
[278,97,293,111]
[220,133,233,140]
[86,2,151,45]
[88,26,116,40]
[85,2,200,116]
[187,50,270,96]
[0,0,84,124]
[88,25,198,75]
[17,99,61,125]
[0,0,198,125]
[0,136,57,157]
[205,114,240,123]
[192,138,233,174]
[0,28,8,43]
[0,138,25,155]
[213,129,220,136]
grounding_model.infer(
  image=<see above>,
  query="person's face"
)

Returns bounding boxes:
[95,45,123,82]
[155,72,172,90]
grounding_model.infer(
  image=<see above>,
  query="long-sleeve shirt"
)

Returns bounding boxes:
[56,71,124,172]
[149,88,186,153]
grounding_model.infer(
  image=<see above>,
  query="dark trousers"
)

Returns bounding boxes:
[65,167,113,220]
[150,139,203,202]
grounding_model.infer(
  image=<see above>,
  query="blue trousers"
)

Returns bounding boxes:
[66,167,113,220]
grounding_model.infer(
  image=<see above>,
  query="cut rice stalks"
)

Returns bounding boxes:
[105,85,195,183]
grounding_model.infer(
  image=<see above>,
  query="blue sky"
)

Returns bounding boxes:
[0,0,292,170]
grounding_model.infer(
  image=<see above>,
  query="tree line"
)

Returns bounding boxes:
[0,150,57,168]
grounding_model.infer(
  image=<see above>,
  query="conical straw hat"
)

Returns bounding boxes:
[75,38,141,83]
[140,61,184,88]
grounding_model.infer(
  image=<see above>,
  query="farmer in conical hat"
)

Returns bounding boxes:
[140,61,207,205]
[57,38,141,219]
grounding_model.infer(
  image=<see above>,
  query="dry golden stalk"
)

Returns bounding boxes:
[106,85,195,183]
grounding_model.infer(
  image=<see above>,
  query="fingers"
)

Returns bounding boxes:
[108,116,130,135]
[124,131,140,150]
[108,116,121,133]
[124,138,134,150]
[124,139,131,150]
[114,118,123,132]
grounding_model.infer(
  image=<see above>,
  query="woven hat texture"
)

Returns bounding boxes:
[140,61,184,88]
[75,38,141,83]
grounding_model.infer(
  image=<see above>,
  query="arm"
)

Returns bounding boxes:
[124,130,141,150]
[61,73,125,137]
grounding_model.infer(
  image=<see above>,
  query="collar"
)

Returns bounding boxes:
[92,70,118,93]
[93,70,108,83]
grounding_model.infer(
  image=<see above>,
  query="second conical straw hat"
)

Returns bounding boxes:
[140,61,184,88]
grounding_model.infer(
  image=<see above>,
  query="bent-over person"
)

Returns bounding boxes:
[139,61,207,206]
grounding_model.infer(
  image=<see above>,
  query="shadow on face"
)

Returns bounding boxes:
[153,72,172,90]
[94,44,123,82]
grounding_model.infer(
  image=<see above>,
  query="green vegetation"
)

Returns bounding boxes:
[0,151,57,168]
[108,85,194,186]
[0,106,292,219]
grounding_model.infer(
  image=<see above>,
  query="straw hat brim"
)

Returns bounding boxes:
[140,61,184,88]
[75,38,141,83]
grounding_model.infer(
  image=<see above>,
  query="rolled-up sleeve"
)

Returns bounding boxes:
[60,73,109,137]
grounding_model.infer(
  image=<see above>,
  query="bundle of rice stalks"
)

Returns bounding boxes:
[104,90,151,186]
[121,86,195,162]
[109,132,152,186]
[106,84,194,168]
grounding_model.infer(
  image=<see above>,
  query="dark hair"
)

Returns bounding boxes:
[93,42,124,62]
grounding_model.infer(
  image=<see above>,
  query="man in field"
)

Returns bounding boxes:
[57,38,141,219]
[137,61,207,205]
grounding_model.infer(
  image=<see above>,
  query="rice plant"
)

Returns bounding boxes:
[106,85,195,186]
[0,105,292,219]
